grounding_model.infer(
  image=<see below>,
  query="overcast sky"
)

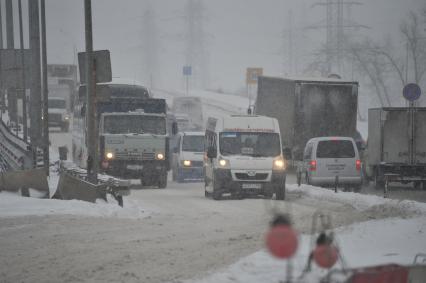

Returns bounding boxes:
[2,0,425,92]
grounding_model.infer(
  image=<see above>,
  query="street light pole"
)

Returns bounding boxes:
[84,0,98,183]
[41,0,49,175]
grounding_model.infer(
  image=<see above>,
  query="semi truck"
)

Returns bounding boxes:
[365,107,426,190]
[72,83,175,188]
[255,76,359,162]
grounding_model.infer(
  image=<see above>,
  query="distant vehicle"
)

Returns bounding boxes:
[172,96,203,130]
[73,83,176,188]
[171,132,205,182]
[204,115,286,200]
[299,137,362,191]
[365,107,426,190]
[174,113,198,132]
[48,97,70,132]
[256,76,359,162]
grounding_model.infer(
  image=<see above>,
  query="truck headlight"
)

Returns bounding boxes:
[64,116,69,120]
[273,157,286,170]
[218,157,230,168]
[183,160,191,167]
[106,152,114,159]
[156,153,165,160]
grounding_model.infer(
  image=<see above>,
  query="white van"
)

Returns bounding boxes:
[172,132,205,182]
[204,115,287,200]
[300,137,362,191]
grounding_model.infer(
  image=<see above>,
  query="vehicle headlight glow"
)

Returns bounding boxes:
[219,158,228,167]
[183,160,191,167]
[156,153,165,160]
[64,116,69,120]
[106,152,114,159]
[273,158,286,170]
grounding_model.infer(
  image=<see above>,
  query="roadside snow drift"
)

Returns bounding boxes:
[190,216,426,283]
[0,192,150,219]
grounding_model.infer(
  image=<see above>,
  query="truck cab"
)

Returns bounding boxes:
[48,97,70,132]
[99,110,169,188]
[204,115,286,200]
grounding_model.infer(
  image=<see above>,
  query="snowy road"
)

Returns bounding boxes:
[1,180,415,283]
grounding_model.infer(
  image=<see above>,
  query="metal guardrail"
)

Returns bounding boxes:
[0,120,34,171]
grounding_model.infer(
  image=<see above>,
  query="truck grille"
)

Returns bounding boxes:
[142,152,155,160]
[49,113,62,122]
[235,173,268,181]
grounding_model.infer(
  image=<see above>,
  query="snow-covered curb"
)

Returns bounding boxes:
[189,216,426,283]
[0,192,150,219]
[287,184,426,216]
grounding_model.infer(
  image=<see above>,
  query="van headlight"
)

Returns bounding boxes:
[182,160,191,167]
[218,157,230,168]
[156,153,165,160]
[64,115,69,120]
[106,152,114,160]
[273,157,286,170]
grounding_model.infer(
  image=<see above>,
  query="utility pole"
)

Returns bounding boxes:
[41,0,49,175]
[5,0,18,133]
[184,0,209,89]
[141,1,158,88]
[310,0,367,75]
[29,0,42,163]
[18,0,28,142]
[0,1,3,117]
[84,0,98,183]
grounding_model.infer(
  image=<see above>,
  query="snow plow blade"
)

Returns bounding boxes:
[0,168,49,196]
[55,172,107,203]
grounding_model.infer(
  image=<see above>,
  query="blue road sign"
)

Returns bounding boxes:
[403,83,421,101]
[183,65,192,76]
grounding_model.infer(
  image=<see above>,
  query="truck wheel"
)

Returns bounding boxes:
[158,172,167,189]
[353,185,362,193]
[422,182,426,191]
[374,175,385,190]
[276,185,285,200]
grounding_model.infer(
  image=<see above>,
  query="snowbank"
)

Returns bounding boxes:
[0,192,150,219]
[190,216,426,283]
[287,184,426,216]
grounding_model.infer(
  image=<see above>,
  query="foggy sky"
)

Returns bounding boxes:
[2,0,425,92]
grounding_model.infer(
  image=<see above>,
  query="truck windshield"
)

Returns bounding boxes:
[316,140,355,158]
[182,136,204,152]
[48,100,66,109]
[103,115,166,135]
[219,132,281,157]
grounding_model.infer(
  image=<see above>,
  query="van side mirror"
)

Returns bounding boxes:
[283,147,292,160]
[207,147,217,159]
[172,122,178,135]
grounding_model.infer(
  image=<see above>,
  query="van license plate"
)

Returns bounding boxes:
[242,183,262,189]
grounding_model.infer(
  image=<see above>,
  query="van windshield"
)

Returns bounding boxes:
[182,135,204,152]
[316,140,355,158]
[219,132,280,157]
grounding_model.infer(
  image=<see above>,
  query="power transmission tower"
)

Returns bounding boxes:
[183,0,209,89]
[140,1,158,89]
[309,0,368,75]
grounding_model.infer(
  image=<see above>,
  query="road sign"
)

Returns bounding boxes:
[0,49,32,89]
[78,50,112,84]
[246,67,263,85]
[403,83,421,101]
[183,65,192,76]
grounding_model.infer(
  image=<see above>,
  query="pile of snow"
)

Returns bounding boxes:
[190,216,426,283]
[288,184,426,216]
[0,192,150,219]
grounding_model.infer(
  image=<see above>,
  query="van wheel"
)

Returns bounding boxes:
[297,172,302,187]
[212,177,222,200]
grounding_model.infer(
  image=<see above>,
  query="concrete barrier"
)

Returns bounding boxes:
[0,168,49,196]
[56,172,107,203]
